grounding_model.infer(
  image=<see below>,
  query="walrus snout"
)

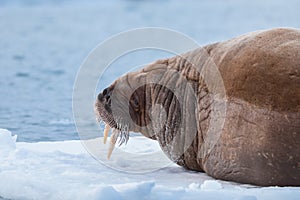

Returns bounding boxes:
[95,83,131,158]
[95,85,116,127]
[98,86,113,106]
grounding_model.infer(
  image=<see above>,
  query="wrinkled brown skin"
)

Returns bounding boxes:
[95,28,300,186]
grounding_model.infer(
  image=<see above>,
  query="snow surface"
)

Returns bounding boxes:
[0,129,299,200]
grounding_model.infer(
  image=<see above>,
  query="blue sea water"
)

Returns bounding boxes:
[0,0,299,142]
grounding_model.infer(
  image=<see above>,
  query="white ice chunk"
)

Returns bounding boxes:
[0,128,17,157]
[200,180,223,190]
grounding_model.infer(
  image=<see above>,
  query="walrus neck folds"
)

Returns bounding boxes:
[147,83,182,144]
[134,60,211,169]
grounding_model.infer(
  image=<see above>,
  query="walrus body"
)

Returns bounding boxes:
[95,28,300,186]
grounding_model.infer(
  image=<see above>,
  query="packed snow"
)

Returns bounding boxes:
[0,129,299,200]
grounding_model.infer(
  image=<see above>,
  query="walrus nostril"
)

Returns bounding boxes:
[103,88,108,96]
[97,93,103,101]
[102,87,111,102]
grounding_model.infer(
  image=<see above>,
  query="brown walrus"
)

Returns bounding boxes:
[95,28,300,186]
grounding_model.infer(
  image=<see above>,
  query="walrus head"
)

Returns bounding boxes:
[94,69,157,144]
[94,59,199,160]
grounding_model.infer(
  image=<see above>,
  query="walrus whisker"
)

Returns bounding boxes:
[114,119,128,146]
[118,128,129,146]
[119,124,129,145]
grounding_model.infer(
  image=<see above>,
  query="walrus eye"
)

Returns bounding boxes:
[131,95,139,111]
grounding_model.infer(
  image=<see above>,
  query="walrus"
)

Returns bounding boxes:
[94,28,300,186]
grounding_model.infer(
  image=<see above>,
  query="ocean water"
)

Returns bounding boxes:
[0,0,299,142]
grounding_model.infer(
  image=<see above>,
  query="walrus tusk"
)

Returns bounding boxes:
[107,129,119,159]
[103,124,110,144]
